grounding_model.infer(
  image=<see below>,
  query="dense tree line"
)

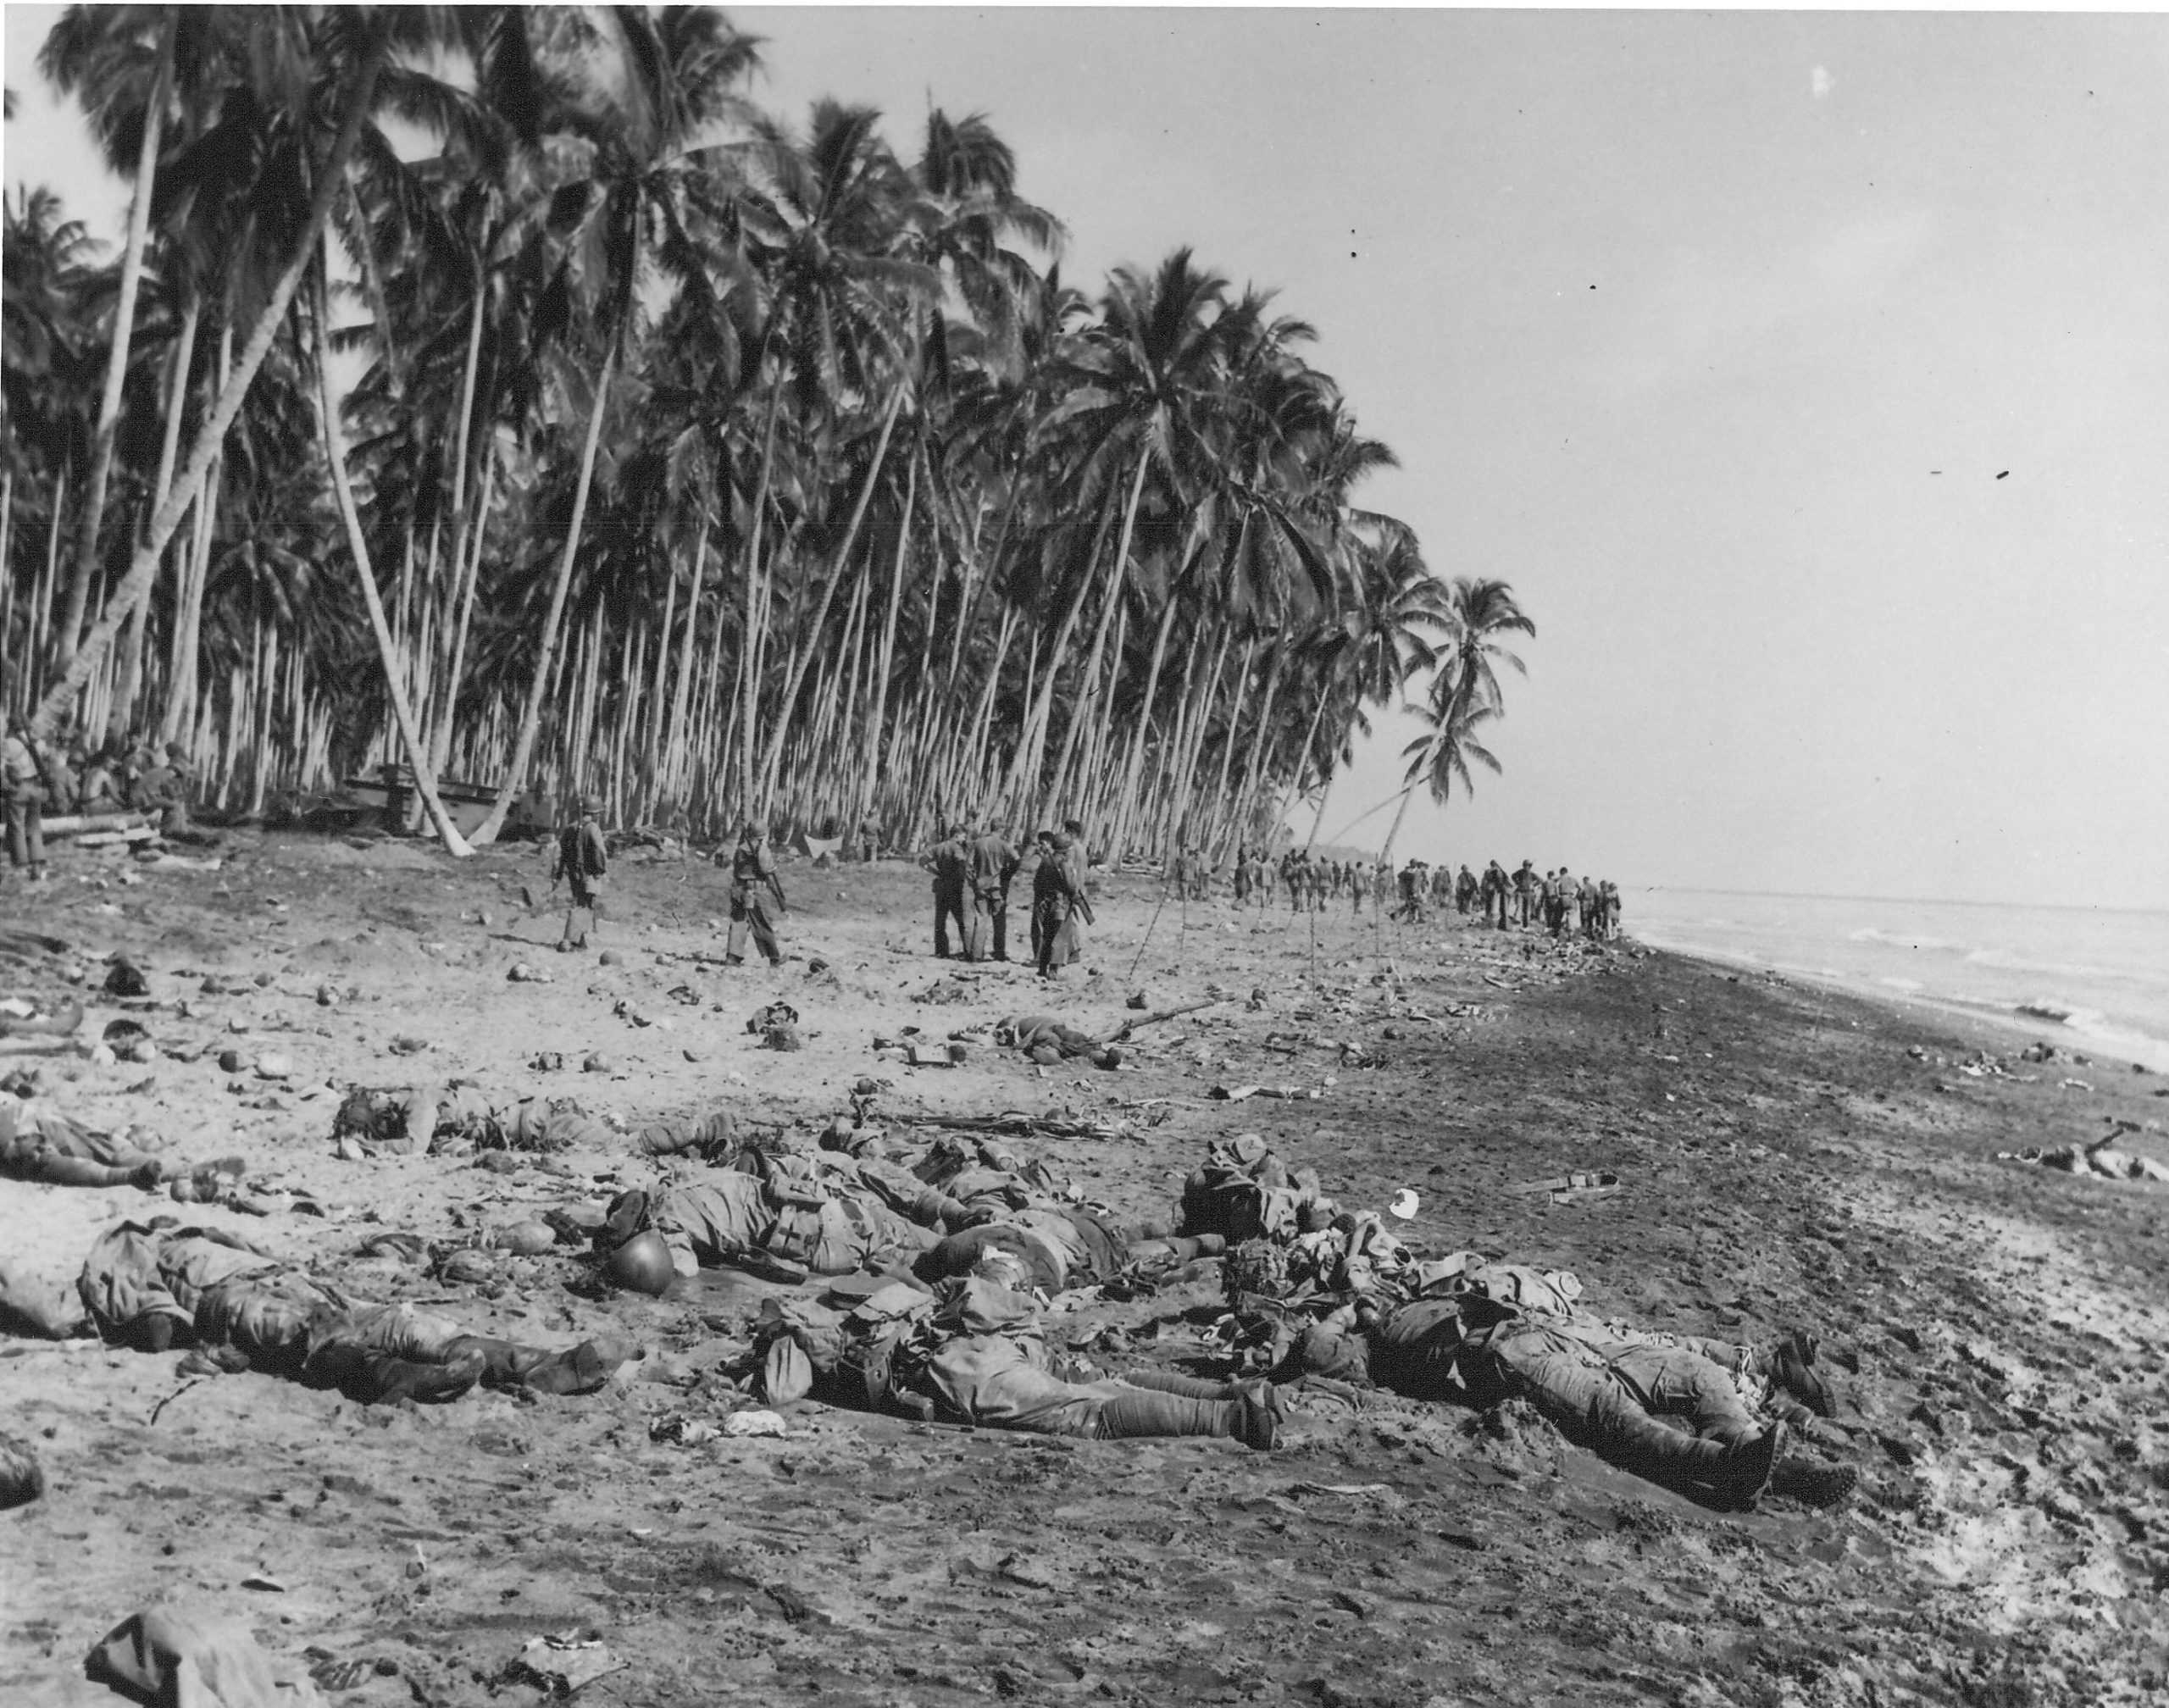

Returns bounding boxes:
[2,5,1531,858]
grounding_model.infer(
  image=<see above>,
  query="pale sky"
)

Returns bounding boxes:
[8,7,2167,907]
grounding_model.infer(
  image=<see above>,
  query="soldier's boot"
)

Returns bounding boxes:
[1769,1455,1857,1510]
[1096,1379,1279,1450]
[1770,1328,1835,1418]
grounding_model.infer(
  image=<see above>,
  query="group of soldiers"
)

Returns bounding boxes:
[544,804,1102,979]
[1,708,197,886]
[1218,846,1623,940]
[919,818,1096,978]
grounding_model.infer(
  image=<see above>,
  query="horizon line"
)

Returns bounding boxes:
[1638,884,2169,920]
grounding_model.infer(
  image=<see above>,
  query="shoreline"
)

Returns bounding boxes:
[1629,929,2169,1075]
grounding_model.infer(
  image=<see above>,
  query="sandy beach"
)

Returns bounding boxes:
[3,833,2166,1706]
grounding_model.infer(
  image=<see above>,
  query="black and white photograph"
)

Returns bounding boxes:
[4,6,2166,1704]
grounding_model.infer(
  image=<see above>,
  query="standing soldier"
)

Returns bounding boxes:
[1061,818,1095,957]
[1456,863,1478,918]
[1513,859,1537,929]
[552,796,609,951]
[1034,830,1094,978]
[1258,848,1277,912]
[969,823,1022,962]
[923,821,973,958]
[1,711,48,888]
[1232,845,1253,907]
[1481,860,1509,929]
[724,818,788,966]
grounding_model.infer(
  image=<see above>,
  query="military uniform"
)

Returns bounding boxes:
[726,827,786,965]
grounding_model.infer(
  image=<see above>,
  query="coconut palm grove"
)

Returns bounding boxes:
[3,4,1532,857]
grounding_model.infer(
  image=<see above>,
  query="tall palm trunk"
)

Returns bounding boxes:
[1001,496,1117,813]
[57,8,175,673]
[856,448,918,827]
[1201,634,1256,858]
[312,249,470,856]
[1227,643,1291,851]
[468,342,615,846]
[757,386,904,807]
[737,384,784,813]
[111,286,200,742]
[661,512,708,801]
[1110,583,1185,840]
[1040,451,1149,825]
[431,445,493,774]
[31,39,389,741]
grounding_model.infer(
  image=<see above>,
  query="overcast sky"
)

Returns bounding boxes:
[8,8,2166,907]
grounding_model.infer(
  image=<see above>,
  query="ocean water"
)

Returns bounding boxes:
[1629,889,2169,1073]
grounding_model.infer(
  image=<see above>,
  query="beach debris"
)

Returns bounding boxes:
[532,1051,564,1072]
[253,1052,294,1081]
[0,1431,42,1510]
[492,1222,558,1256]
[1210,1084,1320,1102]
[86,1605,320,1708]
[0,999,85,1039]
[1388,1190,1419,1221]
[724,1408,789,1438]
[582,1052,613,1074]
[388,1035,429,1056]
[747,1001,800,1034]
[650,1413,720,1446]
[1506,1171,1622,1204]
[1997,1127,2169,1184]
[103,957,151,999]
[436,1250,497,1286]
[599,950,624,967]
[216,1047,251,1075]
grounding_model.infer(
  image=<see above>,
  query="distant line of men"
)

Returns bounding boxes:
[1218,848,1621,939]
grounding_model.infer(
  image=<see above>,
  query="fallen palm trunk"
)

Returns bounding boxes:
[39,812,153,840]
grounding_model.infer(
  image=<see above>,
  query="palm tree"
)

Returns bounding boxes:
[29,7,424,744]
[38,4,177,674]
[1013,247,1235,822]
[1379,575,1533,862]
[741,98,940,813]
[469,3,763,846]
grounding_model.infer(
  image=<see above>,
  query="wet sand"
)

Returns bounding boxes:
[4,834,2167,1705]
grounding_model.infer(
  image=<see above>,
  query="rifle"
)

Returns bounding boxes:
[1101,995,1223,1045]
